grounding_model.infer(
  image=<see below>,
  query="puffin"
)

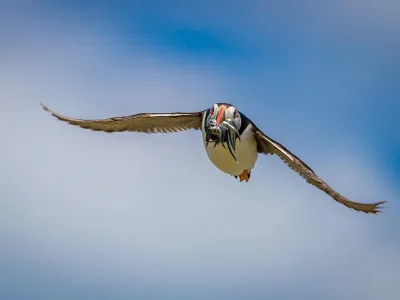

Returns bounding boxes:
[41,102,386,214]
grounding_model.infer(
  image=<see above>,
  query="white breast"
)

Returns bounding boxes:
[202,123,259,176]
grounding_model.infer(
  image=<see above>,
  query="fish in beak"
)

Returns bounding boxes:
[205,110,241,162]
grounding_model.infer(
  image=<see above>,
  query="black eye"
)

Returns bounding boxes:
[233,109,238,118]
[210,106,215,114]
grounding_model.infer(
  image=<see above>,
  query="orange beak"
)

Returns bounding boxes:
[215,105,226,126]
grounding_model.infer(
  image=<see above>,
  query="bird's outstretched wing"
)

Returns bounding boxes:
[41,104,205,133]
[252,123,386,214]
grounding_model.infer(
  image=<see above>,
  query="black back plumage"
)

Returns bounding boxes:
[238,111,252,135]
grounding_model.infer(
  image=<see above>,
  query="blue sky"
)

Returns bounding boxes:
[1,1,399,299]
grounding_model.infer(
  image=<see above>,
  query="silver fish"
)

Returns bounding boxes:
[205,117,240,162]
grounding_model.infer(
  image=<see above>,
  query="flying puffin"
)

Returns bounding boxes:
[41,102,386,214]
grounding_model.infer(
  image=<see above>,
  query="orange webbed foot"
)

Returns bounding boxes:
[239,170,250,182]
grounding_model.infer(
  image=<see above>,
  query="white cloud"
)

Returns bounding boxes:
[1,19,399,300]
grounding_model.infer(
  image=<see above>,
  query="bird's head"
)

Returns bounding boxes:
[207,103,241,131]
[205,103,242,161]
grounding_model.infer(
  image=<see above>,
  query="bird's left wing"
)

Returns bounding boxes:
[252,123,386,214]
[41,104,205,133]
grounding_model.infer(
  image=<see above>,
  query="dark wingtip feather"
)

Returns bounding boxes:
[41,103,49,111]
[359,200,387,214]
[371,200,387,214]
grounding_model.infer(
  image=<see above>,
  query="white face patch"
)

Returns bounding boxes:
[210,104,219,116]
[225,106,241,131]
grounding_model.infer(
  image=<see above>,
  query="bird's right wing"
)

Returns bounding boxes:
[41,104,205,134]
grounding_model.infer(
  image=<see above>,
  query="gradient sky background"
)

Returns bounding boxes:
[1,1,400,299]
